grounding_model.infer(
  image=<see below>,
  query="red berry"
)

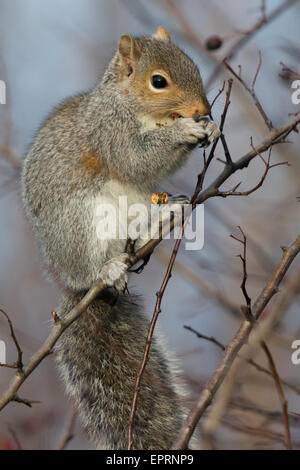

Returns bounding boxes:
[206,36,223,51]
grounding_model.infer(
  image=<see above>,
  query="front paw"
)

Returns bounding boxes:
[100,253,129,291]
[197,118,221,148]
[175,117,221,147]
[175,118,208,144]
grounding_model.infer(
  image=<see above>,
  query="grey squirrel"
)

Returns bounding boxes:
[22,26,220,449]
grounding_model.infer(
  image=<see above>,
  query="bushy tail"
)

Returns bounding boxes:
[55,290,186,450]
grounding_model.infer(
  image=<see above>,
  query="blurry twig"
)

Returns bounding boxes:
[119,0,158,28]
[231,399,300,423]
[222,417,299,448]
[0,67,21,171]
[261,342,292,449]
[56,408,77,450]
[8,426,22,450]
[210,80,226,109]
[163,0,204,50]
[0,144,21,171]
[184,324,300,396]
[184,326,225,351]
[223,53,273,130]
[279,61,300,80]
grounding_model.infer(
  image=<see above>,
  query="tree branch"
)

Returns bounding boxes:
[171,233,300,449]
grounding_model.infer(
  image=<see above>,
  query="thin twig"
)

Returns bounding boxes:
[12,396,41,408]
[207,79,234,168]
[210,80,226,109]
[184,326,225,351]
[230,226,252,314]
[163,0,206,52]
[0,309,23,372]
[223,54,273,130]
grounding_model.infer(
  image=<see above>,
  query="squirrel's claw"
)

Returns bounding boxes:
[199,136,209,148]
[167,193,190,204]
[177,117,220,146]
[198,120,221,148]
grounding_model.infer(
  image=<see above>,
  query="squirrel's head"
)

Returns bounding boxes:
[117,27,211,121]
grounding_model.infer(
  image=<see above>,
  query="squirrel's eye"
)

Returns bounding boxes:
[151,75,168,89]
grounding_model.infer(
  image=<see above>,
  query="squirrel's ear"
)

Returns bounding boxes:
[118,35,141,77]
[153,26,171,42]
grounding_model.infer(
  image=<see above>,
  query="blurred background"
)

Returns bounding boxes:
[0,0,299,450]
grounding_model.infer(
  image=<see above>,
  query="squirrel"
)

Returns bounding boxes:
[22,26,220,450]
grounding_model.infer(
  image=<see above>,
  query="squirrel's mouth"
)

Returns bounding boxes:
[171,112,182,120]
[171,112,209,123]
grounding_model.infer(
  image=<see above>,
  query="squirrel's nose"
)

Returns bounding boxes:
[193,109,209,122]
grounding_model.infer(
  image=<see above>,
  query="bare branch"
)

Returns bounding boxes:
[12,396,41,408]
[171,233,300,449]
